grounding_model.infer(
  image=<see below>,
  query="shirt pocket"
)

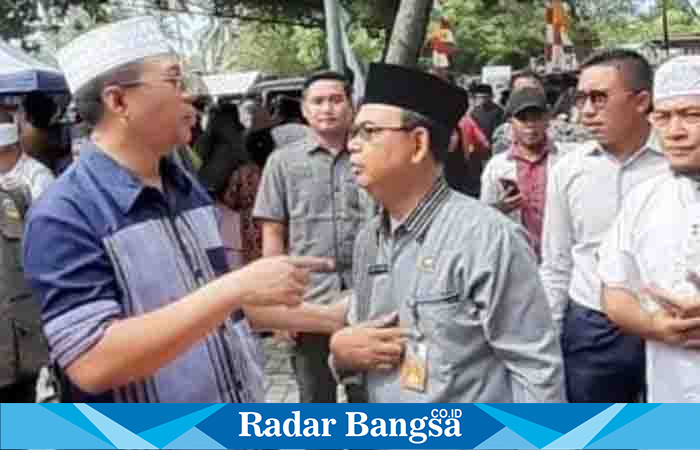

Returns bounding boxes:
[411,289,466,376]
[287,164,329,218]
[206,246,230,277]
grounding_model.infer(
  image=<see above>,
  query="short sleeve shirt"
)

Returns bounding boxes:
[253,135,374,304]
[24,143,264,403]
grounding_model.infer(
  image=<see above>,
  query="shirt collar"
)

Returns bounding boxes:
[303,133,346,155]
[507,139,555,162]
[585,128,663,157]
[81,141,192,215]
[379,176,451,242]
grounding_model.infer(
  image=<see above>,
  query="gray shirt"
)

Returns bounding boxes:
[253,135,373,304]
[540,135,668,324]
[348,178,564,403]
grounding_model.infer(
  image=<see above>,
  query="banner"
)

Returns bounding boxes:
[481,65,512,91]
[2,403,699,449]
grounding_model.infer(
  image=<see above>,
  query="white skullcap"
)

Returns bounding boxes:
[56,16,173,95]
[0,123,18,147]
[654,55,700,103]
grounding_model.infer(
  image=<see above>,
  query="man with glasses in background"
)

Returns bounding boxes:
[540,49,667,403]
[598,55,700,403]
[328,63,563,403]
[254,71,372,405]
[23,17,342,403]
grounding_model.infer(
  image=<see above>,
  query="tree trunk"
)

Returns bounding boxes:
[384,0,433,67]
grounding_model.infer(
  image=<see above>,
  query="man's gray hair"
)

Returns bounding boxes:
[73,60,144,127]
[400,109,451,163]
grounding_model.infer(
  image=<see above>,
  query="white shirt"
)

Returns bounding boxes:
[0,152,54,202]
[598,171,700,402]
[540,133,667,324]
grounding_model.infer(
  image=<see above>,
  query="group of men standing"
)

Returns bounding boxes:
[6,13,700,407]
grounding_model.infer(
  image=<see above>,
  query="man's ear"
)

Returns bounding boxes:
[301,97,311,124]
[636,90,652,115]
[101,86,130,120]
[410,127,432,165]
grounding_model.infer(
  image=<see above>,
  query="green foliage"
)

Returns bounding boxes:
[7,0,700,76]
[440,0,547,73]
[589,1,700,47]
[232,22,326,76]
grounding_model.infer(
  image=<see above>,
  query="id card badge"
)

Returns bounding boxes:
[400,340,428,393]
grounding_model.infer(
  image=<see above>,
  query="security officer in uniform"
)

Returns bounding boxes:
[0,112,54,401]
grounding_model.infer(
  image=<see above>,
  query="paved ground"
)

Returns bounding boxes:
[261,337,347,403]
[261,338,299,403]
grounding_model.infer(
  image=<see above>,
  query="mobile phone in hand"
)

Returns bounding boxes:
[499,178,520,196]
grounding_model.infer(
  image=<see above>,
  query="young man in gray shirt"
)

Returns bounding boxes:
[254,71,372,403]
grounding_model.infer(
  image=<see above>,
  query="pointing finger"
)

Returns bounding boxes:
[372,327,411,340]
[288,256,335,273]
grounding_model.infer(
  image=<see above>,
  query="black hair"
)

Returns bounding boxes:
[401,109,451,164]
[470,83,493,96]
[73,61,143,127]
[0,110,13,124]
[552,86,577,118]
[271,95,302,121]
[579,48,653,93]
[509,70,544,91]
[22,91,57,129]
[195,103,250,196]
[302,70,352,100]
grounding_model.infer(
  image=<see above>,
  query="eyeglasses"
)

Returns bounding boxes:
[574,89,640,110]
[116,72,209,98]
[349,123,415,141]
[649,108,700,129]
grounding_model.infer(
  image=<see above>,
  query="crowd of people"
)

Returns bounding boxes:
[2,15,700,408]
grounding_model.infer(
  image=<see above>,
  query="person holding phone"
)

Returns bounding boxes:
[481,88,570,261]
[599,55,700,402]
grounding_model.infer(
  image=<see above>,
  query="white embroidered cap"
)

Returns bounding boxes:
[654,55,700,103]
[56,16,173,95]
[0,123,19,147]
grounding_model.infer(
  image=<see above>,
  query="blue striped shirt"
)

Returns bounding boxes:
[24,143,264,402]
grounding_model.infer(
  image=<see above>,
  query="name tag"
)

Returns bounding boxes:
[368,264,389,275]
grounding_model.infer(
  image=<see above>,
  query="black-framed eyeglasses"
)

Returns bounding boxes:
[574,89,640,110]
[349,123,416,141]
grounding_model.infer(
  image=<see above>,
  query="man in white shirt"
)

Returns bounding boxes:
[540,49,668,402]
[599,55,700,402]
